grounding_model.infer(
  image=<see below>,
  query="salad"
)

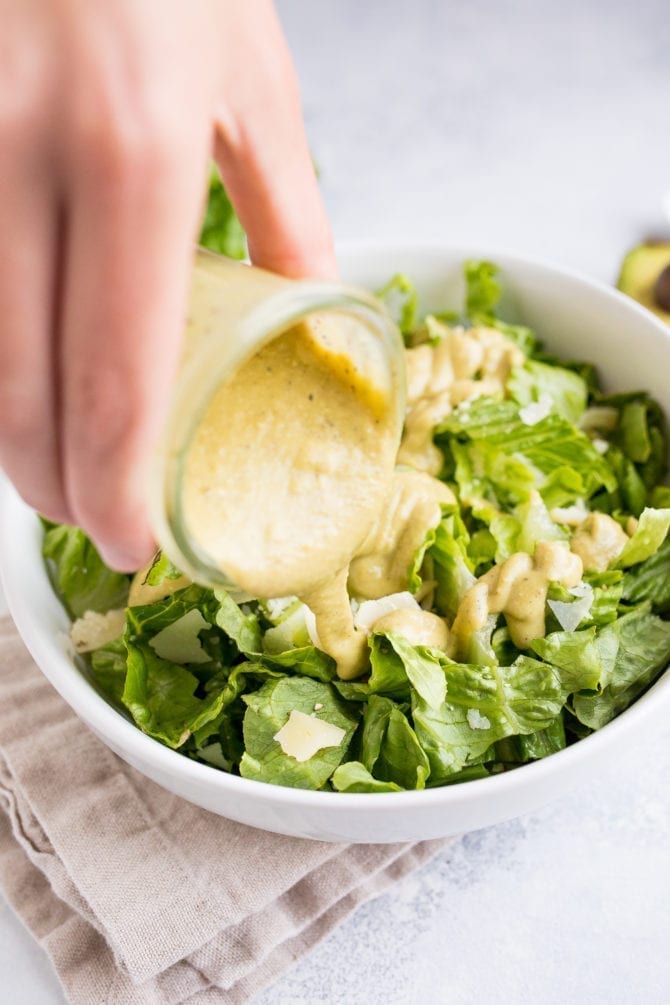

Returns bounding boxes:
[40,174,670,793]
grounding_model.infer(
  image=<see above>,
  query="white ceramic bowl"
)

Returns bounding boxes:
[2,245,670,844]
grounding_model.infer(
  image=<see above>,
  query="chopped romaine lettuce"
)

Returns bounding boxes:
[199,163,247,259]
[239,678,357,789]
[41,254,670,794]
[42,522,129,619]
[376,274,419,336]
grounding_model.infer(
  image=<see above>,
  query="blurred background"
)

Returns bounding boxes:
[279,0,670,282]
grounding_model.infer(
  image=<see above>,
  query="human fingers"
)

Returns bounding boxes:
[0,6,69,522]
[58,16,213,569]
[213,0,336,280]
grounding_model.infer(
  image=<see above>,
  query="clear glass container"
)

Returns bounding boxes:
[150,249,406,593]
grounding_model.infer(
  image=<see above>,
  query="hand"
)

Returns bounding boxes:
[0,0,335,569]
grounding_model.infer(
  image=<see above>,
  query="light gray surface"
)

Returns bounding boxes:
[1,1,669,1002]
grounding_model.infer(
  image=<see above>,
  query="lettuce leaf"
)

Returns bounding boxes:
[122,642,228,748]
[368,631,447,709]
[572,604,670,728]
[42,523,129,618]
[199,163,246,259]
[412,656,564,780]
[331,762,403,793]
[464,260,501,319]
[359,695,429,789]
[239,677,359,789]
[214,590,262,655]
[463,260,537,354]
[495,716,567,763]
[530,627,604,693]
[611,394,666,488]
[258,646,336,682]
[615,507,670,567]
[428,512,476,621]
[621,538,670,613]
[508,360,588,425]
[145,551,184,585]
[582,570,624,626]
[89,637,127,706]
[437,398,617,499]
[450,440,536,509]
[376,274,419,336]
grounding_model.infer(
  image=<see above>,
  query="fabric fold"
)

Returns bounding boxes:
[0,617,448,1003]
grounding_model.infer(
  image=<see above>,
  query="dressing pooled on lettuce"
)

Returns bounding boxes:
[43,259,670,792]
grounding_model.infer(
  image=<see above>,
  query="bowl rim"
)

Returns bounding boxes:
[3,241,670,813]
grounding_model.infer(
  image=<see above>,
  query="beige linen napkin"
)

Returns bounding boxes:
[0,616,447,1004]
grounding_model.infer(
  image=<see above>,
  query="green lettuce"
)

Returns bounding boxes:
[214,590,262,656]
[359,695,429,789]
[199,163,246,259]
[463,260,536,354]
[376,274,419,336]
[239,678,358,789]
[412,656,564,781]
[89,637,127,706]
[331,762,403,793]
[42,522,129,619]
[572,604,670,728]
[495,716,567,764]
[615,507,670,567]
[428,511,476,621]
[508,359,588,425]
[122,642,228,748]
[437,398,616,500]
[530,627,604,693]
[144,551,184,585]
[622,538,670,613]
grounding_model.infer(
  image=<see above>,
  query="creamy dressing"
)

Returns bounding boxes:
[182,319,397,601]
[181,290,471,679]
[399,325,524,473]
[302,471,455,678]
[370,607,450,650]
[451,541,583,653]
[570,512,629,572]
[348,469,455,599]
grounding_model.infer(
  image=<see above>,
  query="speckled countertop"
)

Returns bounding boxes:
[2,1,669,1001]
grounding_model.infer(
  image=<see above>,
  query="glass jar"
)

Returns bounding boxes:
[149,248,405,595]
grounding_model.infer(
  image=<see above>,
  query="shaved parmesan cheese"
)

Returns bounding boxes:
[547,582,594,632]
[303,605,321,647]
[519,393,553,426]
[262,596,299,623]
[592,438,610,455]
[467,708,491,730]
[70,608,126,653]
[273,710,345,762]
[263,601,321,653]
[353,592,421,633]
[550,499,589,526]
[149,609,210,664]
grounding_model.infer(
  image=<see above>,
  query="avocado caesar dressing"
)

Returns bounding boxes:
[45,253,670,794]
[180,315,401,679]
[181,318,397,601]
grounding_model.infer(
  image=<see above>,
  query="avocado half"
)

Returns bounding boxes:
[617,242,670,324]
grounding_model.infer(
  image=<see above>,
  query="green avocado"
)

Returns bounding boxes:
[617,242,670,324]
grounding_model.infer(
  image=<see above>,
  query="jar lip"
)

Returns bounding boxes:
[149,278,406,590]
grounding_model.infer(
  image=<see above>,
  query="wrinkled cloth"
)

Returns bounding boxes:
[0,617,446,1003]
